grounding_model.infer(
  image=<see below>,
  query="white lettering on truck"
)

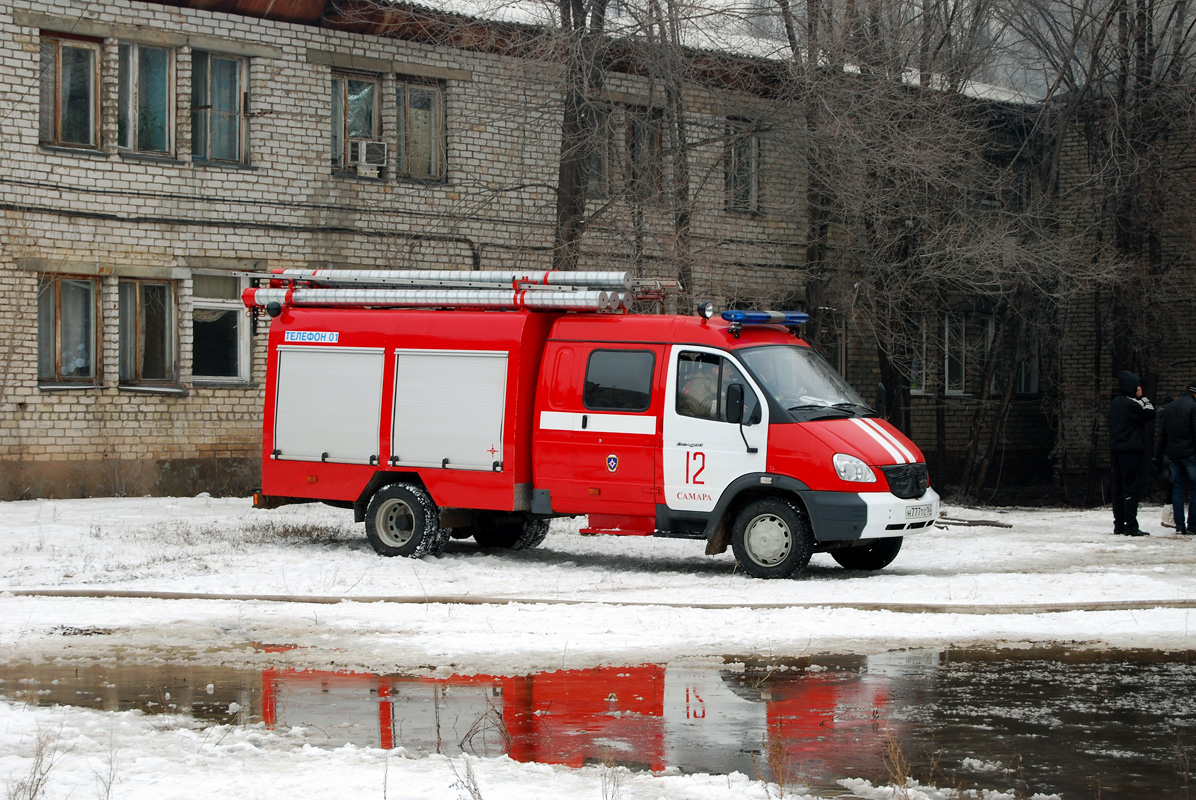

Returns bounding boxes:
[284,331,340,343]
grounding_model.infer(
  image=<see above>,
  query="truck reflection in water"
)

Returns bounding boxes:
[258,656,895,782]
[6,648,1194,797]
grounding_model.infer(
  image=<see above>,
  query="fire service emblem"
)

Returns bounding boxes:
[606,454,619,473]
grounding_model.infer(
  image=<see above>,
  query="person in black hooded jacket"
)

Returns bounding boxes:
[1109,370,1156,535]
[1154,379,1196,534]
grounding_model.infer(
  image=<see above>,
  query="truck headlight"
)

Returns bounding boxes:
[833,454,877,483]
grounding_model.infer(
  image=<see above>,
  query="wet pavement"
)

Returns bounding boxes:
[1,646,1193,798]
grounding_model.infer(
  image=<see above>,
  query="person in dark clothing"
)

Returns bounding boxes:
[1109,370,1156,535]
[1154,379,1196,534]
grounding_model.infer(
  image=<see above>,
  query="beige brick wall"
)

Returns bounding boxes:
[0,0,806,498]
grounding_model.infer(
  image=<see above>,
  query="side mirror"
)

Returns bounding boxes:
[726,383,745,424]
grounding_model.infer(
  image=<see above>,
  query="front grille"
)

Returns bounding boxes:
[880,463,928,499]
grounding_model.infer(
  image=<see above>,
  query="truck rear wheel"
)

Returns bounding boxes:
[830,537,902,570]
[365,483,447,558]
[731,498,813,579]
[473,517,550,550]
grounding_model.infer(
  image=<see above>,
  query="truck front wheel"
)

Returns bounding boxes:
[365,483,447,558]
[731,498,814,579]
[830,537,902,570]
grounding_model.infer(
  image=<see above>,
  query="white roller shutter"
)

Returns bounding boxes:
[273,346,384,464]
[392,350,507,470]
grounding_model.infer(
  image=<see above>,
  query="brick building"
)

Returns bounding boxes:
[4,0,1179,503]
[0,0,808,498]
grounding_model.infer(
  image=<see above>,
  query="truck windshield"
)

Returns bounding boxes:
[738,345,872,421]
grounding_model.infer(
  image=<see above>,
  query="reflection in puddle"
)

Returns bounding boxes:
[2,648,1193,797]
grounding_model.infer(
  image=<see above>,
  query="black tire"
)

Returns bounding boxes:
[364,483,448,558]
[831,537,903,570]
[473,517,550,551]
[731,498,814,579]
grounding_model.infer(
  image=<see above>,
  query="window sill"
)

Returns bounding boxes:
[38,382,101,392]
[39,145,108,158]
[193,159,257,171]
[117,384,189,396]
[331,170,386,181]
[726,206,762,217]
[117,151,185,166]
[190,379,258,388]
[396,175,448,187]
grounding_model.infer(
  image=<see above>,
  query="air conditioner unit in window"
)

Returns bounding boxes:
[350,140,388,177]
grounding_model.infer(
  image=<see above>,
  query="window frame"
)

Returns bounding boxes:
[331,71,382,174]
[586,104,615,200]
[676,351,761,423]
[726,118,760,214]
[191,51,248,165]
[37,275,99,384]
[626,106,663,201]
[191,273,250,384]
[39,35,101,149]
[118,41,175,156]
[1015,337,1040,396]
[944,313,966,395]
[119,278,177,386]
[583,349,655,412]
[396,78,446,182]
[909,325,927,395]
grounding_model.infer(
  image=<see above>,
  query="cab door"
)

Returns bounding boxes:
[535,344,662,515]
[662,347,767,513]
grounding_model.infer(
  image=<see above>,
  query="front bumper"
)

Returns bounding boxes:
[802,487,940,541]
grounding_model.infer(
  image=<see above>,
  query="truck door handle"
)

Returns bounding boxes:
[582,415,588,430]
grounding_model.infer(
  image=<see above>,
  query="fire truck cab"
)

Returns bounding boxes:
[245,270,938,579]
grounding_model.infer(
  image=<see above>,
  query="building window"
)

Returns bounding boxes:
[118,42,173,154]
[727,119,760,213]
[119,280,176,384]
[331,72,380,173]
[587,105,614,200]
[944,314,965,394]
[37,276,97,381]
[910,325,927,395]
[396,80,445,180]
[1016,337,1040,395]
[39,36,99,148]
[192,274,249,382]
[627,107,662,200]
[191,52,247,164]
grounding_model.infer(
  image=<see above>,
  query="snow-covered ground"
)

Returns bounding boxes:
[2,496,1194,799]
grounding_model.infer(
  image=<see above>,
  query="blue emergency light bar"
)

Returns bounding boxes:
[721,310,810,326]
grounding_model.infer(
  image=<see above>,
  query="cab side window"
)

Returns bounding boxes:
[584,349,654,411]
[677,352,760,423]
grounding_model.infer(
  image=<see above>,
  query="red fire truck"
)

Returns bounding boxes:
[243,269,937,578]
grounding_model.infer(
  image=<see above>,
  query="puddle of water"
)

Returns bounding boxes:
[2,648,1193,798]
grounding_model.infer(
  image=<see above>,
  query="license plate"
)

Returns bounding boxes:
[905,503,933,520]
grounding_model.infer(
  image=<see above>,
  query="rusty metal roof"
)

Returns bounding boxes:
[146,0,329,25]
